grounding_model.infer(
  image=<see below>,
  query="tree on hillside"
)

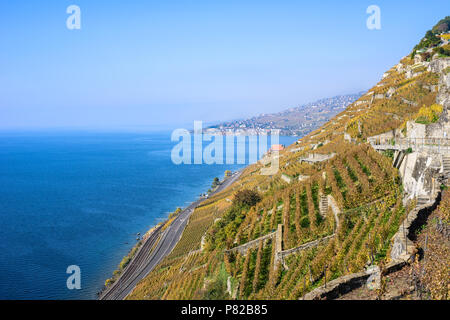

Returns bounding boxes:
[432,16,450,34]
[233,189,261,208]
[211,177,220,189]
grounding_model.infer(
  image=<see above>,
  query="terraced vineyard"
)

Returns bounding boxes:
[125,18,449,300]
[127,135,408,300]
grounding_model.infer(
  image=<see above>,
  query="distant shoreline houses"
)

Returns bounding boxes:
[202,93,365,136]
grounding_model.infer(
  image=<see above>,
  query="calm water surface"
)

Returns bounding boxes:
[0,131,297,299]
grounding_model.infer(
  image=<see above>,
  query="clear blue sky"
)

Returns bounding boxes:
[0,0,449,130]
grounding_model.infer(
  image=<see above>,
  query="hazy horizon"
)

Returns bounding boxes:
[0,91,364,133]
[1,0,449,130]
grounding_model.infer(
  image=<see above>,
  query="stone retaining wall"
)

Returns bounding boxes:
[278,235,335,260]
[226,231,276,255]
[302,193,440,300]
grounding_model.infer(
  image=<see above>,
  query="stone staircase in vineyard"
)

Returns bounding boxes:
[417,196,430,207]
[319,195,328,217]
[443,155,450,179]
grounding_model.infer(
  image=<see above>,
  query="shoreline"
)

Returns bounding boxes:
[96,135,298,299]
[98,167,245,299]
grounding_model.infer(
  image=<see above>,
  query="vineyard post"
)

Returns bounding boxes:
[403,220,407,253]
[422,232,428,278]
[413,261,419,299]
[324,265,328,288]
[303,276,306,300]
[365,242,369,262]
[309,266,313,283]
[368,234,373,264]
[420,232,429,299]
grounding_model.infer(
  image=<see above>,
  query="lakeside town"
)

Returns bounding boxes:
[204,93,364,136]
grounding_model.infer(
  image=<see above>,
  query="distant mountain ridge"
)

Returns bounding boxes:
[207,92,364,136]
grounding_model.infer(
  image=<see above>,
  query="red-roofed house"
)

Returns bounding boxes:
[270,144,285,152]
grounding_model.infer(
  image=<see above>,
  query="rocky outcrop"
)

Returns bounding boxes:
[428,57,450,74]
[398,151,441,200]
[436,59,450,118]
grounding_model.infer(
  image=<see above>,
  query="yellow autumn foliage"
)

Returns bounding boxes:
[415,104,443,124]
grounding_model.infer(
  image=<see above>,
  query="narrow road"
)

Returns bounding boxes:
[99,170,242,300]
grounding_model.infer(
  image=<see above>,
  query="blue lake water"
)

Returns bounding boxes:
[0,131,297,299]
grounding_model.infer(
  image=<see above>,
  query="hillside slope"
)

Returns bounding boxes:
[126,19,450,300]
[207,93,363,136]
